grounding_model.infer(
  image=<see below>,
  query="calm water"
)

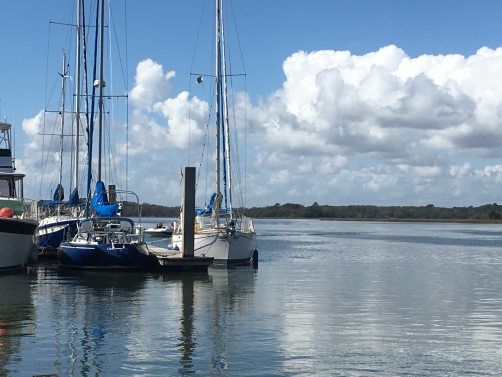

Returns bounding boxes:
[2,219,502,376]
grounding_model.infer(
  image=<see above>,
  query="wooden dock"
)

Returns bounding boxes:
[148,245,213,271]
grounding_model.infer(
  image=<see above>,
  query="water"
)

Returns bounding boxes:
[2,219,502,376]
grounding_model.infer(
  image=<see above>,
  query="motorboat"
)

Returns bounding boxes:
[0,121,38,273]
[145,223,174,237]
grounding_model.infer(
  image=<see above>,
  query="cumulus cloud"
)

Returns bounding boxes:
[242,45,502,206]
[18,46,502,207]
[129,59,175,111]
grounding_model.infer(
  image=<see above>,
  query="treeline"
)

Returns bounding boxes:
[122,202,180,218]
[242,202,502,220]
[122,201,502,220]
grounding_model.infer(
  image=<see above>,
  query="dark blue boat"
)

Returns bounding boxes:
[37,216,79,249]
[58,217,151,270]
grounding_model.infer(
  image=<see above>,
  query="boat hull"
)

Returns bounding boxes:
[0,218,38,273]
[145,228,173,237]
[37,217,79,249]
[58,241,151,270]
[172,230,256,263]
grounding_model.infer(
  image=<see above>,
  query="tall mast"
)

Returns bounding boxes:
[220,0,232,218]
[98,0,105,181]
[73,0,81,196]
[214,0,221,225]
[58,52,68,201]
[85,1,100,218]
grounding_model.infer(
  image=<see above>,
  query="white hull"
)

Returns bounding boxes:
[172,229,256,262]
[0,219,38,273]
[145,227,174,237]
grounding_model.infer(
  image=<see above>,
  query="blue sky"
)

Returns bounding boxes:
[2,0,502,208]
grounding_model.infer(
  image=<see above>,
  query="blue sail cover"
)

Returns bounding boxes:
[195,192,229,216]
[69,188,79,207]
[91,181,119,217]
[53,184,64,201]
[42,185,79,207]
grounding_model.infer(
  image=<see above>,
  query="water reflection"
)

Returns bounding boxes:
[207,266,257,373]
[9,220,502,374]
[152,266,257,375]
[19,263,258,376]
[0,274,34,376]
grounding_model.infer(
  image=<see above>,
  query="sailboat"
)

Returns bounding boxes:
[36,52,81,250]
[170,0,257,263]
[0,120,38,273]
[58,0,151,270]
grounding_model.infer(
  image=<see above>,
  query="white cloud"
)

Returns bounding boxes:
[17,46,502,207]
[129,59,175,111]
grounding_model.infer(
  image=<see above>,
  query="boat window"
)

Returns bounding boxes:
[0,177,14,197]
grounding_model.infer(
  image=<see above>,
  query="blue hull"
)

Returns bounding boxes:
[38,219,79,249]
[58,242,152,270]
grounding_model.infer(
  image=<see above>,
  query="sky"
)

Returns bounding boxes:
[2,0,502,208]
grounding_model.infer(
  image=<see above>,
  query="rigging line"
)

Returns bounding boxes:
[40,100,63,198]
[190,0,208,72]
[196,122,209,189]
[126,94,129,197]
[49,0,60,22]
[124,0,129,198]
[109,3,128,88]
[244,76,247,209]
[229,77,243,208]
[44,24,51,110]
[108,0,115,143]
[229,0,246,72]
[125,0,129,90]
[106,105,120,190]
[39,111,47,199]
[82,0,91,164]
[188,68,191,167]
[85,0,100,217]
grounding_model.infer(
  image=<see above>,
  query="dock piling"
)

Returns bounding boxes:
[181,167,195,258]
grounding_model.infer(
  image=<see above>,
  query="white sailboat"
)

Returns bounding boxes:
[171,0,257,263]
[36,52,81,250]
[0,121,38,273]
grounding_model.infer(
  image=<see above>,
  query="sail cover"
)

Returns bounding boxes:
[53,184,64,201]
[69,188,79,207]
[195,192,229,216]
[42,185,79,207]
[91,181,119,217]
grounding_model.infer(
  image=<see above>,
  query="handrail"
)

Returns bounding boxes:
[93,188,142,224]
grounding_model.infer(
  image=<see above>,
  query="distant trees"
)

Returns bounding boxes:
[242,202,502,221]
[122,202,180,217]
[119,200,502,221]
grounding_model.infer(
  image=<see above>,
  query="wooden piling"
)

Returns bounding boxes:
[181,167,195,258]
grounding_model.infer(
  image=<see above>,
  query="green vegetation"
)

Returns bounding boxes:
[122,202,180,218]
[243,202,502,220]
[121,201,502,221]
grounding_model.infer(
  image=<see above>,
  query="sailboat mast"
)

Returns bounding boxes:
[73,0,81,197]
[98,0,105,181]
[58,52,67,200]
[219,0,233,218]
[214,0,221,225]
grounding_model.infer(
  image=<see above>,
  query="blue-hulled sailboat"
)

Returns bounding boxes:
[58,182,150,270]
[58,0,151,270]
[36,50,82,250]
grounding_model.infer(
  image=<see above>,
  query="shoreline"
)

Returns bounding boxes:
[320,218,502,224]
[138,216,502,224]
